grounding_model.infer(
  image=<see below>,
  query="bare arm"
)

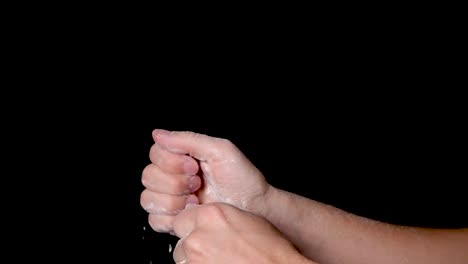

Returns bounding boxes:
[145,130,467,264]
[254,186,468,264]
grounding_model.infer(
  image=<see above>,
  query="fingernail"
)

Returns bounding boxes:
[185,195,199,205]
[154,129,171,139]
[185,203,199,210]
[188,176,201,192]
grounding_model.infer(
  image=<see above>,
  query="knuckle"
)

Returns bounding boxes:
[218,137,233,147]
[149,144,159,163]
[215,138,237,154]
[166,197,181,212]
[149,145,171,169]
[177,131,209,145]
[184,231,204,253]
[200,204,228,224]
[177,131,198,138]
[168,175,186,194]
[141,165,156,187]
[140,190,154,210]
[148,215,171,232]
[151,152,177,171]
[140,189,149,202]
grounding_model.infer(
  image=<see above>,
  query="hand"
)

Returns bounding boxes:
[172,203,314,264]
[140,129,270,233]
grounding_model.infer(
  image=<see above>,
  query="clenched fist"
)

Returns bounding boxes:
[172,203,313,264]
[140,129,270,233]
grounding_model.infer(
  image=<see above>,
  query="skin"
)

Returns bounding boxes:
[141,129,468,264]
[171,202,315,264]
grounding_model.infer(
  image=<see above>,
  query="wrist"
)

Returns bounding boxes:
[249,184,279,220]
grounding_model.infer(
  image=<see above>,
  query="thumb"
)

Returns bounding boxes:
[152,129,225,161]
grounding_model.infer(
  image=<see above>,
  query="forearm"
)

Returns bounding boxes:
[257,186,468,264]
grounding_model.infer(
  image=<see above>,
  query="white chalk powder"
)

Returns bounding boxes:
[169,243,172,253]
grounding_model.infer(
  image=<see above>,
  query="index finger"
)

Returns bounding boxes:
[149,143,199,175]
[153,129,224,161]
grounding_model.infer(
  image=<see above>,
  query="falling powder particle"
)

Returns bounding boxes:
[169,243,172,253]
[143,226,146,231]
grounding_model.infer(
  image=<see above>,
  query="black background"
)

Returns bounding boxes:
[14,81,467,264]
[63,99,466,263]
[8,12,467,263]
[14,63,467,263]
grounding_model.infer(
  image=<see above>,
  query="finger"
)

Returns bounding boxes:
[142,164,202,195]
[172,204,200,239]
[153,129,230,161]
[173,237,187,264]
[148,214,175,233]
[149,143,199,175]
[140,190,199,215]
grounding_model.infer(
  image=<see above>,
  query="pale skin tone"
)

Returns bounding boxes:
[172,202,313,264]
[141,129,468,264]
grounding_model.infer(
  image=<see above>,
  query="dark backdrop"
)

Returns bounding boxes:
[14,22,466,264]
[16,92,466,263]
[79,102,466,263]
[9,7,466,264]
